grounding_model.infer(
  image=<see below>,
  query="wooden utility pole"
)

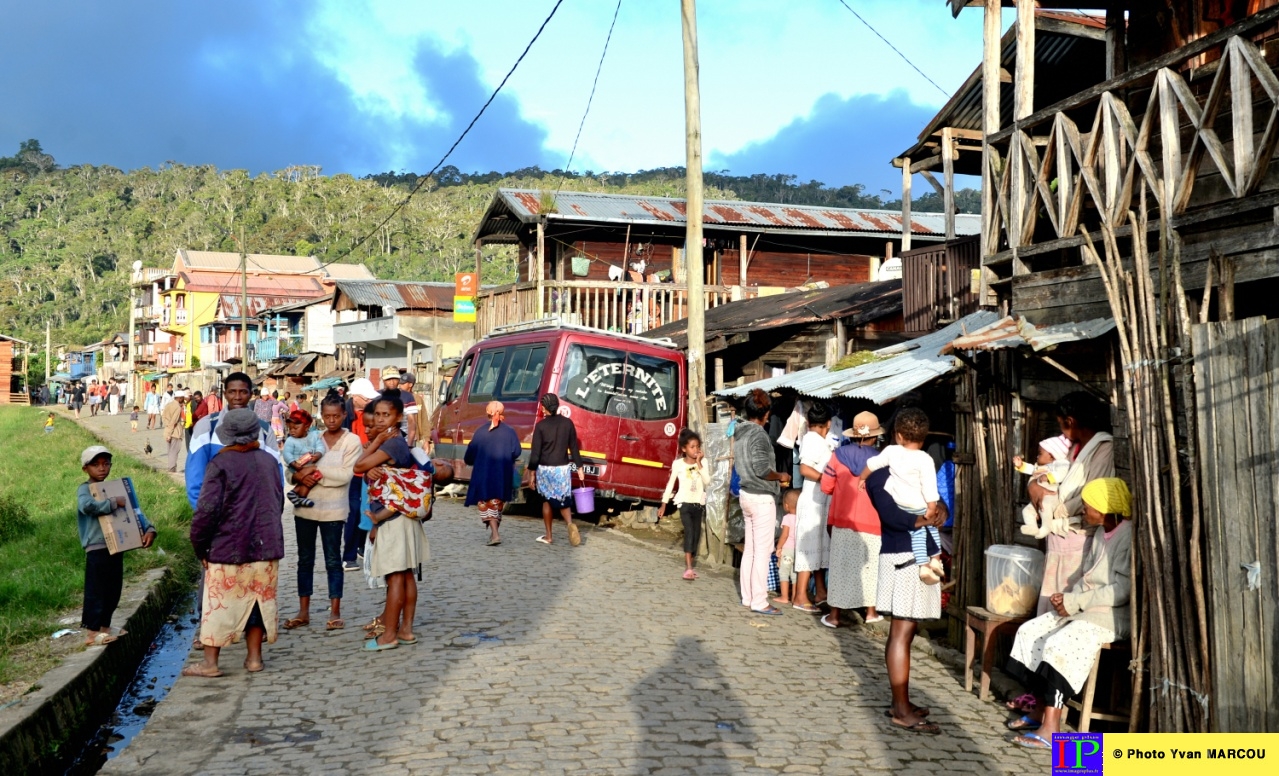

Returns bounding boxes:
[239,227,248,361]
[682,0,706,431]
[45,320,51,383]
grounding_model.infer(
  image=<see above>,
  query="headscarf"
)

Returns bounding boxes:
[1081,477,1131,518]
[216,408,261,447]
[486,400,504,430]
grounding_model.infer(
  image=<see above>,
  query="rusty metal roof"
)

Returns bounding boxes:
[943,315,1115,353]
[645,280,902,350]
[176,250,323,275]
[177,271,325,296]
[715,310,1001,404]
[321,263,376,280]
[331,281,455,313]
[476,189,979,243]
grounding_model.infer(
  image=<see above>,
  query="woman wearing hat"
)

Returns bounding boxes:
[186,409,286,677]
[1003,477,1133,749]
[819,411,884,627]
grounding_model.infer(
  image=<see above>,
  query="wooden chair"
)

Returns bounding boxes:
[1067,641,1132,732]
[964,605,1029,701]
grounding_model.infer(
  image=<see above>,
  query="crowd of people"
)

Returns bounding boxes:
[68,366,1131,744]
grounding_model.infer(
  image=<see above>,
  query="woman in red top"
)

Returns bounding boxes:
[820,411,885,628]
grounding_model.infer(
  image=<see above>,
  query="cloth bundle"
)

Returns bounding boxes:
[366,467,433,520]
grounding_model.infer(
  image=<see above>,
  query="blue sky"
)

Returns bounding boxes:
[0,0,1003,195]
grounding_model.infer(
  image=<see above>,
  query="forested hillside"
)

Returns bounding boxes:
[0,140,978,346]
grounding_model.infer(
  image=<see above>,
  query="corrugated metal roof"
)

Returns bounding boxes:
[944,315,1115,353]
[716,310,1000,404]
[322,263,376,280]
[646,280,902,350]
[478,189,980,242]
[176,250,322,275]
[261,294,335,315]
[331,281,455,312]
[177,271,325,296]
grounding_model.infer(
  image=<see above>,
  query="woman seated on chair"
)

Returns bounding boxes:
[1004,477,1133,750]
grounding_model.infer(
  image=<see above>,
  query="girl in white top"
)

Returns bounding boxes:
[793,403,835,612]
[860,408,944,584]
[658,429,711,580]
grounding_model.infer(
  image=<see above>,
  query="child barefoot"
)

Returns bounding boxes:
[658,429,710,580]
[1014,435,1072,538]
[44,412,55,434]
[859,408,944,584]
[77,446,156,646]
[773,489,799,604]
[283,410,324,508]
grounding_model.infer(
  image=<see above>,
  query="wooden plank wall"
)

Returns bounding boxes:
[902,238,981,333]
[1192,316,1279,732]
[0,341,13,404]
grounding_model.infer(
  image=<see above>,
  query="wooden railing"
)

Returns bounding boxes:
[983,11,1279,286]
[475,281,755,339]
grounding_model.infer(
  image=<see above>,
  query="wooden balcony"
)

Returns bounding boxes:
[982,9,1279,296]
[474,280,756,339]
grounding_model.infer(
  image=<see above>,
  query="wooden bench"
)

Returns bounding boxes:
[1068,640,1132,732]
[964,605,1029,701]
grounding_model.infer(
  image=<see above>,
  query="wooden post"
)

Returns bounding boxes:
[535,220,546,319]
[835,317,847,360]
[713,357,724,391]
[474,239,482,279]
[942,127,956,242]
[900,157,913,252]
[682,0,707,432]
[1106,7,1127,80]
[980,0,1001,301]
[738,234,748,286]
[1010,0,1034,275]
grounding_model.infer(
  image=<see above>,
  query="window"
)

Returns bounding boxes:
[558,344,679,420]
[446,354,474,404]
[468,348,507,401]
[499,345,548,400]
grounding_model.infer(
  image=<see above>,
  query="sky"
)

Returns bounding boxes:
[0,0,1003,196]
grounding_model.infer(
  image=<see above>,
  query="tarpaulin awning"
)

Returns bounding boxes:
[142,372,166,381]
[302,377,345,392]
[716,310,1001,404]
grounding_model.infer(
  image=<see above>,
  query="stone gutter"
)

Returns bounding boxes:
[0,567,185,775]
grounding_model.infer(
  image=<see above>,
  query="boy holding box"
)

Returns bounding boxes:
[78,445,156,646]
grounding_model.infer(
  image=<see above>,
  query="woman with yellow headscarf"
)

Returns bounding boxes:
[1002,477,1133,750]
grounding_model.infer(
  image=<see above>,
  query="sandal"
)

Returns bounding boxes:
[884,706,931,718]
[750,606,783,616]
[363,638,399,652]
[535,536,552,545]
[1005,693,1038,713]
[1006,714,1042,732]
[180,664,224,678]
[362,617,382,632]
[820,614,839,629]
[793,603,821,613]
[85,632,117,647]
[243,660,264,673]
[326,619,345,631]
[1012,732,1052,750]
[398,636,418,646]
[568,523,581,546]
[863,614,885,624]
[283,618,309,630]
[683,569,696,580]
[890,717,941,735]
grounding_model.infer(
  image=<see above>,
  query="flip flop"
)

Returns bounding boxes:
[398,636,419,646]
[1013,732,1052,750]
[820,614,839,629]
[863,614,885,624]
[884,707,931,718]
[326,619,345,631]
[535,536,552,545]
[283,618,309,630]
[362,617,382,632]
[85,632,117,647]
[180,664,223,678]
[487,538,502,546]
[1006,714,1042,732]
[793,603,821,613]
[568,524,581,546]
[243,660,264,673]
[889,717,941,735]
[751,606,783,616]
[363,638,399,652]
[683,569,696,580]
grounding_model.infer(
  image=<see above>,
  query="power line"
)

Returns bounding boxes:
[317,0,566,271]
[555,0,624,196]
[834,0,949,97]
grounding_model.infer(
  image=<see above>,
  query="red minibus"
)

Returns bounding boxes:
[429,321,687,504]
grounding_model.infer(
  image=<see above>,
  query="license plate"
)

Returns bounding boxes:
[583,465,603,476]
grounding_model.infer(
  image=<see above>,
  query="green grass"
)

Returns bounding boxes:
[0,407,195,684]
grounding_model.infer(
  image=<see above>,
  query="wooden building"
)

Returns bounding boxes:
[1,334,31,405]
[919,1,1279,734]
[470,189,978,338]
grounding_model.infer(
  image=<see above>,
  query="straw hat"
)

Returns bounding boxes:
[843,411,884,439]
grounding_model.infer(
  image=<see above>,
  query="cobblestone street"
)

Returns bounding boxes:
[74,409,1046,775]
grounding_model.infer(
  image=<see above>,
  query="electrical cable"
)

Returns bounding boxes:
[834,0,949,97]
[555,0,623,197]
[315,0,566,271]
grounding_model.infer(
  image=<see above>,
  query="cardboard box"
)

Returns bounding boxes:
[89,478,145,554]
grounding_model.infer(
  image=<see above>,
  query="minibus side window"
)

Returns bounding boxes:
[499,345,548,400]
[623,352,679,420]
[469,348,507,402]
[446,354,474,404]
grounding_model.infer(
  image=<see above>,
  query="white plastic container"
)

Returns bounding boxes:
[984,544,1045,617]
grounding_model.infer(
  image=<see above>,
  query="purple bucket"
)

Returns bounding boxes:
[572,487,596,514]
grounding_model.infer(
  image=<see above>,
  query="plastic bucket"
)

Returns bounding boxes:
[572,487,596,514]
[984,544,1045,617]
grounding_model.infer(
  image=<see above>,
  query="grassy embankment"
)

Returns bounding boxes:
[0,407,195,685]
